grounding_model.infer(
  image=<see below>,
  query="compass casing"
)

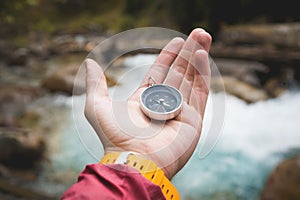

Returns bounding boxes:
[140,84,183,120]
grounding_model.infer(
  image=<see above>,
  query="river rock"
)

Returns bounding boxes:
[0,179,56,200]
[42,63,85,95]
[216,23,300,49]
[42,61,118,95]
[213,58,269,87]
[50,34,106,55]
[260,156,300,200]
[211,23,300,91]
[6,48,30,66]
[51,35,86,54]
[211,76,269,103]
[0,128,45,168]
[0,85,40,127]
[264,78,288,98]
[28,31,51,58]
[263,67,297,97]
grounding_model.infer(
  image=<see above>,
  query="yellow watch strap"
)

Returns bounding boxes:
[100,152,180,200]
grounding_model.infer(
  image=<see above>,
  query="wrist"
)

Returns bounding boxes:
[100,151,180,200]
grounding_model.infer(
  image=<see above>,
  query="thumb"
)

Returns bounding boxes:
[85,58,109,100]
[84,58,109,131]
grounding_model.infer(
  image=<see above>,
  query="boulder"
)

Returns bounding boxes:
[42,62,117,95]
[263,67,297,97]
[6,48,30,66]
[216,23,300,49]
[211,23,300,88]
[0,179,56,200]
[50,34,106,55]
[211,43,300,64]
[213,58,269,87]
[42,63,85,95]
[211,76,269,103]
[0,128,45,168]
[260,156,300,200]
[0,85,40,127]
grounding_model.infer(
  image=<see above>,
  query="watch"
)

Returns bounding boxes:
[140,84,183,120]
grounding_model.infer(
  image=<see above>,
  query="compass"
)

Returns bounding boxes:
[140,84,183,120]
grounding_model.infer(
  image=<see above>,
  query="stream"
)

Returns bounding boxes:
[23,54,300,199]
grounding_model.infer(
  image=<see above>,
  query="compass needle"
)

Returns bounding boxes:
[163,102,171,107]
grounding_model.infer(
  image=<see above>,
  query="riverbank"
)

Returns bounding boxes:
[1,23,300,199]
[1,23,299,100]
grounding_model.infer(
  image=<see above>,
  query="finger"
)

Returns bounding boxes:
[178,41,210,103]
[85,58,109,100]
[140,37,184,86]
[196,29,212,52]
[189,50,211,115]
[179,63,194,102]
[84,59,113,147]
[84,59,108,133]
[164,28,208,88]
[179,30,212,104]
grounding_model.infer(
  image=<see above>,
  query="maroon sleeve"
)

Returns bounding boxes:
[61,163,166,200]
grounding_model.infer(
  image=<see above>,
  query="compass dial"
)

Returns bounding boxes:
[140,84,183,120]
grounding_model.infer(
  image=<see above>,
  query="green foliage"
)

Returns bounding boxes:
[0,0,299,45]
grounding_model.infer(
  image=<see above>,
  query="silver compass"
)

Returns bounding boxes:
[140,83,183,120]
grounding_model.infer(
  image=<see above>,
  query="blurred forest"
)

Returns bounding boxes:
[1,1,300,199]
[1,0,299,46]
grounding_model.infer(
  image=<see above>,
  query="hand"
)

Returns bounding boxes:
[84,28,212,179]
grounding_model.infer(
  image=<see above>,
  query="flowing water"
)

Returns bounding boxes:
[36,54,300,199]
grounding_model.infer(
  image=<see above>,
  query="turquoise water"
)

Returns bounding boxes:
[55,91,300,199]
[48,54,300,199]
[173,92,300,199]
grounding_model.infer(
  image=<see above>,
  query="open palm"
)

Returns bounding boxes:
[84,28,212,179]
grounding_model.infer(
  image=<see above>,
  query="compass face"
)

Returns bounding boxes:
[140,84,183,120]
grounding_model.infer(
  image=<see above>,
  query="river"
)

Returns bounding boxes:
[34,54,300,199]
